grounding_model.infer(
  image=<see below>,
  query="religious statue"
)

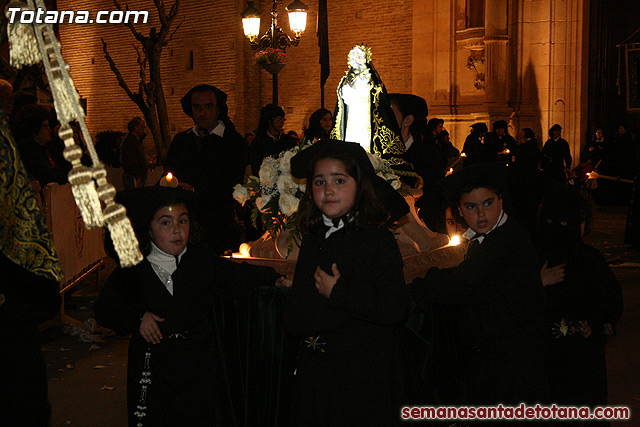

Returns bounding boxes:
[331,45,417,180]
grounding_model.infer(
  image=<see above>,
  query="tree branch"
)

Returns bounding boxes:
[102,39,147,113]
[113,0,146,44]
[134,46,155,108]
[155,0,179,46]
[162,18,183,47]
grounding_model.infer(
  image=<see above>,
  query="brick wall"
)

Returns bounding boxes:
[56,0,413,158]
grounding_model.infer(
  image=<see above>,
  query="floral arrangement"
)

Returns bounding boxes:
[253,48,286,65]
[233,143,402,256]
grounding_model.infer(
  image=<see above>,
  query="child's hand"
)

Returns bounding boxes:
[276,276,292,287]
[315,263,341,298]
[140,311,165,344]
[540,261,566,287]
[572,321,591,338]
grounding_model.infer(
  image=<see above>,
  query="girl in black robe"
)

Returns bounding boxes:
[537,188,623,425]
[94,186,289,426]
[284,140,412,426]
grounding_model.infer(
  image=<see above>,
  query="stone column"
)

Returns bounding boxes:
[483,0,509,109]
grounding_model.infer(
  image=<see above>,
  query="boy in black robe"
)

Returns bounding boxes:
[411,163,548,406]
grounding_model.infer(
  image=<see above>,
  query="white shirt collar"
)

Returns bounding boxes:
[322,214,345,238]
[462,210,508,244]
[404,135,414,150]
[190,120,225,137]
[147,242,187,295]
[266,130,281,140]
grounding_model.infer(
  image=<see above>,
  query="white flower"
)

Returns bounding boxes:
[279,193,300,216]
[232,184,250,206]
[367,152,382,171]
[277,173,297,195]
[259,162,278,187]
[279,150,296,174]
[256,194,271,213]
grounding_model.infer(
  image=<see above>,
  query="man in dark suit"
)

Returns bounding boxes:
[120,117,148,190]
[164,84,248,254]
[484,120,517,164]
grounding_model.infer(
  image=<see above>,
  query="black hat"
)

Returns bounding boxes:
[470,122,488,133]
[290,139,409,222]
[492,120,508,130]
[437,162,508,206]
[388,93,428,119]
[261,103,285,119]
[180,84,228,120]
[117,186,198,233]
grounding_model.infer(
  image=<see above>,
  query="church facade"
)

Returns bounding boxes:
[55,0,633,163]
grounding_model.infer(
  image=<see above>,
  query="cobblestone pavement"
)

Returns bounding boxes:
[42,206,640,426]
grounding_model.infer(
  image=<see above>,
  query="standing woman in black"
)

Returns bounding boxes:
[249,104,298,175]
[303,108,333,143]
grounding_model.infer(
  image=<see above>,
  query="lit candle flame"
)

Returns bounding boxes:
[505,149,510,154]
[460,152,466,157]
[160,172,179,187]
[239,243,252,258]
[449,235,461,246]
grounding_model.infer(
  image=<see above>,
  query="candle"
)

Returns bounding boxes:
[449,235,461,246]
[160,172,179,188]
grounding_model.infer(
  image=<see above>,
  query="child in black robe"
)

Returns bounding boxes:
[537,187,623,425]
[94,186,290,426]
[284,139,412,426]
[411,163,548,407]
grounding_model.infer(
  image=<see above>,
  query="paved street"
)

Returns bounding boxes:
[42,205,640,426]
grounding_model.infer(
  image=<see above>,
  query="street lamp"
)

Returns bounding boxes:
[241,0,308,104]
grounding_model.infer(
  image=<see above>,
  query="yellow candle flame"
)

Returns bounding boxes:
[239,243,251,258]
[449,235,461,246]
[166,172,173,181]
[460,152,466,157]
